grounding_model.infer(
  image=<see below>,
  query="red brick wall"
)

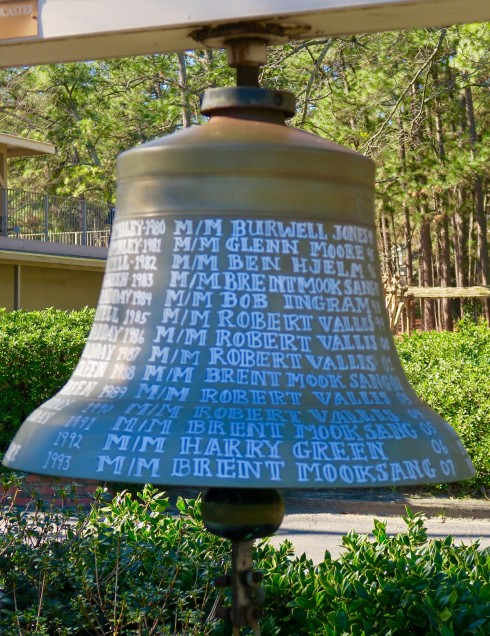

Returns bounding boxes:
[0,474,106,508]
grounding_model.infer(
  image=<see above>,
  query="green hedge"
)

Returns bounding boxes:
[396,319,490,489]
[0,481,489,635]
[0,309,489,489]
[0,308,94,453]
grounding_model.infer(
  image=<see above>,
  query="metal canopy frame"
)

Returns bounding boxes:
[0,0,489,68]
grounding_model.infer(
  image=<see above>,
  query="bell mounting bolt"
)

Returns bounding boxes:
[192,21,306,87]
[226,38,267,87]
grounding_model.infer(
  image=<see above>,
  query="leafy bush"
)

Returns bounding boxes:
[0,308,94,452]
[275,509,490,635]
[0,479,489,635]
[396,319,490,489]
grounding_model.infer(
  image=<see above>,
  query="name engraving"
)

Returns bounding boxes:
[28,215,465,486]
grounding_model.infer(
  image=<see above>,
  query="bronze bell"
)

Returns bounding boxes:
[3,86,475,489]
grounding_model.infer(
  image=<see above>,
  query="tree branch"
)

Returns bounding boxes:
[360,29,446,153]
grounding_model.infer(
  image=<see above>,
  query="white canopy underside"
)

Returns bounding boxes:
[0,0,489,68]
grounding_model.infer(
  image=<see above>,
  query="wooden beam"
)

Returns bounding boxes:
[405,286,490,299]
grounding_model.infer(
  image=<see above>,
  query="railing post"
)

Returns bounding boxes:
[1,188,8,237]
[44,194,49,241]
[81,199,87,246]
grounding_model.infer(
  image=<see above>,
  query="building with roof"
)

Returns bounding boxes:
[0,134,107,310]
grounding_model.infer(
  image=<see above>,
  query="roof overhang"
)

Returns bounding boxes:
[0,237,107,264]
[0,133,56,157]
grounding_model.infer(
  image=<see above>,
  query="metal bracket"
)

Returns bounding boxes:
[215,539,265,635]
[192,21,309,86]
[191,21,307,49]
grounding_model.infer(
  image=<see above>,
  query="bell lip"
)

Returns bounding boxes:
[200,87,296,118]
[1,461,476,489]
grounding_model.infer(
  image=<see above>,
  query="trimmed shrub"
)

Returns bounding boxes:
[396,319,490,488]
[0,308,94,452]
[0,480,489,635]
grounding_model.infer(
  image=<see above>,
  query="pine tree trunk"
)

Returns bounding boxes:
[438,207,454,331]
[408,82,436,331]
[177,52,191,129]
[379,209,393,281]
[452,188,468,319]
[468,210,476,285]
[397,116,415,332]
[453,197,468,287]
[403,203,415,332]
[464,81,490,322]
[430,76,453,331]
[419,208,436,331]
